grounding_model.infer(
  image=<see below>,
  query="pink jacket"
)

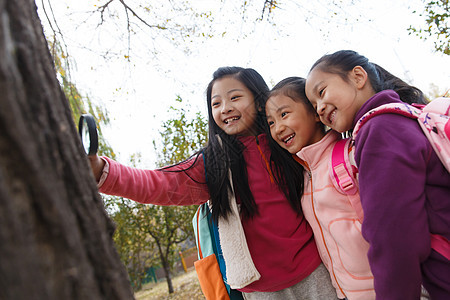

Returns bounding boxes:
[297,131,375,300]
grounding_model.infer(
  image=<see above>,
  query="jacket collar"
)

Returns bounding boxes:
[296,130,341,170]
[353,90,402,128]
[238,133,267,147]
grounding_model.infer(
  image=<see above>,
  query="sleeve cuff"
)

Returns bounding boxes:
[97,157,110,188]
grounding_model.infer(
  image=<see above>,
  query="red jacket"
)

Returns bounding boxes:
[99,134,321,292]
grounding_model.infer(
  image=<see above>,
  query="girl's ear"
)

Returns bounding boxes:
[350,66,368,89]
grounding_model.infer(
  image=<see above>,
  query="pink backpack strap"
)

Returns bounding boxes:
[331,139,357,193]
[353,99,450,172]
[330,138,363,221]
[430,234,450,260]
[353,103,420,138]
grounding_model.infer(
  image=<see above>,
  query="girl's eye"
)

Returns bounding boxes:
[212,101,220,107]
[231,95,240,101]
[281,112,288,118]
[319,88,325,97]
[268,120,274,127]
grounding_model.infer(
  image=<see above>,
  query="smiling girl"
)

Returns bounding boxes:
[305,50,450,299]
[88,67,336,299]
[266,77,375,300]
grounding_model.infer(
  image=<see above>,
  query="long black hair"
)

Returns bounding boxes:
[310,50,427,104]
[203,67,305,222]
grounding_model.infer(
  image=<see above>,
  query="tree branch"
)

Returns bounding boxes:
[118,0,167,30]
[96,0,114,27]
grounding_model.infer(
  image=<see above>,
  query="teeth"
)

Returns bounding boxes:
[329,110,336,124]
[224,117,239,124]
[283,134,294,143]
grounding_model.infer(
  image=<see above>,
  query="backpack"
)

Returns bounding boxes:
[353,97,450,173]
[193,202,244,300]
[330,97,450,260]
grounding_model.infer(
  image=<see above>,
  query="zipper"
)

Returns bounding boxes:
[255,136,274,183]
[309,172,346,297]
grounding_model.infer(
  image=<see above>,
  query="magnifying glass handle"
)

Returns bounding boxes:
[87,154,106,182]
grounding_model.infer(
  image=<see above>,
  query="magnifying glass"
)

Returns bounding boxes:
[78,114,98,155]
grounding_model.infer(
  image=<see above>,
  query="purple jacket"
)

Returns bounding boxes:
[353,90,450,299]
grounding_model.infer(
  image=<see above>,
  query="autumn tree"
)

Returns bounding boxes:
[47,39,116,159]
[144,96,208,294]
[104,194,158,292]
[409,0,449,55]
[103,154,159,292]
[37,0,279,69]
[104,97,208,293]
[0,0,134,299]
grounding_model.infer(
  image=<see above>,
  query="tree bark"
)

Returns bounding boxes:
[161,255,174,294]
[0,0,134,299]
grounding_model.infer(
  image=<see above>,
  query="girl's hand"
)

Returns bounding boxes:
[88,154,105,182]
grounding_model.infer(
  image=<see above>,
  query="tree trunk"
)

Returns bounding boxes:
[155,241,174,294]
[162,257,175,294]
[0,0,134,299]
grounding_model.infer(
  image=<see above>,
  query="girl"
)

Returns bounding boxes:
[88,67,337,299]
[265,77,375,300]
[305,50,450,299]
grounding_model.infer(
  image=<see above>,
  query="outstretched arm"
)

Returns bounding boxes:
[95,155,209,206]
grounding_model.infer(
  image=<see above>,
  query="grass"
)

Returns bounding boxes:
[135,268,205,300]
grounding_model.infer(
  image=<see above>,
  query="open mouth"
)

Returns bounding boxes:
[328,109,336,125]
[283,134,295,144]
[224,116,240,124]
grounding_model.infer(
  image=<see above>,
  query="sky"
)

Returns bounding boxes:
[37,0,450,167]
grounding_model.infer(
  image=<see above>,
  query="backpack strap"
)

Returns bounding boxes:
[353,100,450,172]
[430,234,450,260]
[193,202,215,260]
[330,138,363,221]
[196,206,203,259]
[331,139,357,194]
[353,103,421,138]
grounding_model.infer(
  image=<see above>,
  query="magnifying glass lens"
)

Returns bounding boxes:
[82,119,91,154]
[78,114,98,156]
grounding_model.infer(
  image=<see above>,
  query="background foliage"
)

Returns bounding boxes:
[409,0,449,55]
[102,98,208,292]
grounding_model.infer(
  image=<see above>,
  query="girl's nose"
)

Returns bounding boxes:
[316,102,326,115]
[221,103,233,114]
[275,123,285,135]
